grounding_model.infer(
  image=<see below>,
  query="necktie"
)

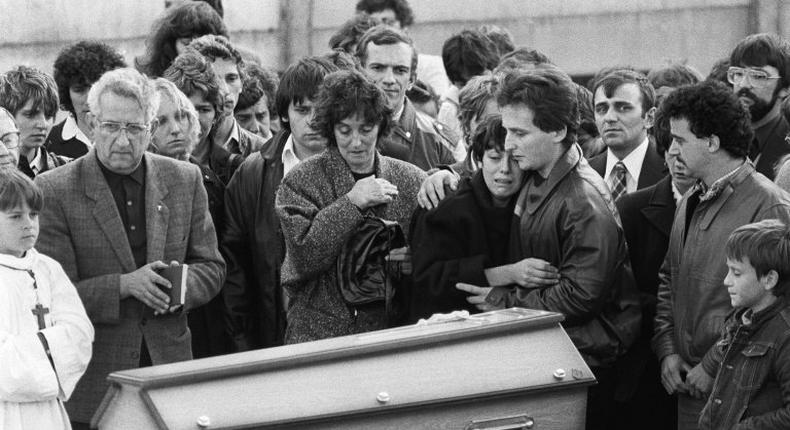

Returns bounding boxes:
[611,161,627,201]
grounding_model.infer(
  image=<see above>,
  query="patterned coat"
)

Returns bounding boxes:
[35,150,225,423]
[276,147,426,344]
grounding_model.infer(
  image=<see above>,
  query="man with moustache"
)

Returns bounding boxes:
[728,33,790,180]
[653,80,790,429]
[222,57,339,351]
[355,25,457,171]
[588,69,666,200]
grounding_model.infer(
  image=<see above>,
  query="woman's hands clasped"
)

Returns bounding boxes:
[347,176,399,210]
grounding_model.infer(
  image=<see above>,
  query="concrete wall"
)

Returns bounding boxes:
[0,0,787,79]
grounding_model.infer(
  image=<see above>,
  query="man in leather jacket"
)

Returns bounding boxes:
[457,65,642,430]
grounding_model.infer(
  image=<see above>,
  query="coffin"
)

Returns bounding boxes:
[92,308,594,429]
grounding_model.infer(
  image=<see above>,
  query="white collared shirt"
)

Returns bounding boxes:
[392,102,405,122]
[223,119,241,151]
[29,148,44,174]
[61,115,92,147]
[604,137,649,194]
[281,134,301,177]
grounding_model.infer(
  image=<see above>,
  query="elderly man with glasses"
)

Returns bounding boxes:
[33,68,225,429]
[727,33,790,180]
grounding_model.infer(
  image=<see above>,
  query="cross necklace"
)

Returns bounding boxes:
[0,263,48,329]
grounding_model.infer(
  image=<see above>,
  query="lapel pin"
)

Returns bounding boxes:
[157,204,162,212]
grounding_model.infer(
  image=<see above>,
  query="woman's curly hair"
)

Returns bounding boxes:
[311,70,392,147]
[53,41,126,118]
[136,2,227,78]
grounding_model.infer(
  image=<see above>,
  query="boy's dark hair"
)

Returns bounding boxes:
[355,0,414,28]
[0,66,59,119]
[355,25,418,81]
[647,62,703,90]
[195,0,223,17]
[496,65,579,146]
[236,63,279,112]
[730,33,790,89]
[660,80,753,158]
[275,57,339,132]
[726,219,790,296]
[164,51,225,115]
[311,69,393,147]
[136,2,227,77]
[0,168,43,212]
[53,41,127,118]
[478,24,515,57]
[442,29,500,87]
[470,114,506,164]
[329,13,381,54]
[592,69,656,115]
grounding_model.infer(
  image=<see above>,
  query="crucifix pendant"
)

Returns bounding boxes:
[32,303,49,330]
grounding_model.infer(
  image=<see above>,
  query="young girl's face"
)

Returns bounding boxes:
[0,202,38,258]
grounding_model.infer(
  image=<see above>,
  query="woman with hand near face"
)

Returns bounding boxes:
[276,70,426,344]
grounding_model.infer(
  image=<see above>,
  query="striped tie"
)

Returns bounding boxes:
[611,161,627,201]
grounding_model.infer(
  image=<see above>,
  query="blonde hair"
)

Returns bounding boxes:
[151,78,201,156]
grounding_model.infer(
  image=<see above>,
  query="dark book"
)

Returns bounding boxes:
[159,263,188,309]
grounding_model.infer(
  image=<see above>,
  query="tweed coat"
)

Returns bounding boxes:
[34,150,225,423]
[276,147,426,344]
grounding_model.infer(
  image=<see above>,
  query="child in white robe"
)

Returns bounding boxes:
[0,169,94,430]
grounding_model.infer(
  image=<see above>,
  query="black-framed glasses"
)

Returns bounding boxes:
[97,120,149,138]
[727,67,781,88]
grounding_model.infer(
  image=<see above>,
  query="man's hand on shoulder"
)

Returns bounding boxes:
[417,169,459,210]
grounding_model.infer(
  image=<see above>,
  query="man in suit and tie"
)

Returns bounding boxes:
[35,68,225,429]
[588,69,666,199]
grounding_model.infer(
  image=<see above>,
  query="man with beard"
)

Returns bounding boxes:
[728,33,790,180]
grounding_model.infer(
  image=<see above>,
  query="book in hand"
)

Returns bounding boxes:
[159,263,188,312]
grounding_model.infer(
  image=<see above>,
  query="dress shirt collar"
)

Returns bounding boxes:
[281,134,301,177]
[61,115,92,146]
[224,118,241,149]
[604,136,649,193]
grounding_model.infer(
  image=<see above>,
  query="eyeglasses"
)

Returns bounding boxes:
[97,120,149,138]
[0,132,19,149]
[727,67,781,88]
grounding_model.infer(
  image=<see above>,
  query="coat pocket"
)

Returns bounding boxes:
[736,341,773,390]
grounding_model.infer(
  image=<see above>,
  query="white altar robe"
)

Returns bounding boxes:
[0,249,94,430]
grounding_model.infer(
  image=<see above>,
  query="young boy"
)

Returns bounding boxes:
[690,219,790,429]
[0,169,93,429]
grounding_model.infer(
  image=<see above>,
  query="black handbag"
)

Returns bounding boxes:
[336,215,406,328]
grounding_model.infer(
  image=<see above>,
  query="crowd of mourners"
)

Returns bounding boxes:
[5,0,790,429]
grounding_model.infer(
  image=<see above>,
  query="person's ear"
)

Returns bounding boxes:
[149,118,159,135]
[551,126,567,144]
[762,269,779,291]
[644,106,656,129]
[707,134,721,153]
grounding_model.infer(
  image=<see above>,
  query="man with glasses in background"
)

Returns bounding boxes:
[34,68,225,429]
[0,107,20,170]
[728,33,790,180]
